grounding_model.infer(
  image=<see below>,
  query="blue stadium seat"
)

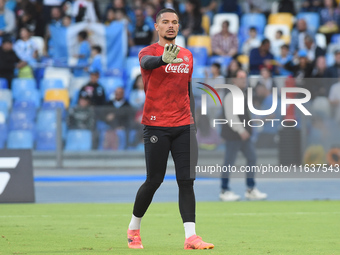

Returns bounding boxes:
[15,89,41,108]
[36,110,57,132]
[240,13,266,35]
[0,89,12,109]
[11,78,37,99]
[192,65,207,79]
[116,129,126,150]
[99,77,124,100]
[7,130,34,149]
[65,130,92,151]
[0,123,7,148]
[331,34,340,44]
[297,13,320,34]
[40,79,64,98]
[70,90,79,107]
[9,119,35,133]
[0,78,8,89]
[12,101,36,120]
[9,110,32,125]
[129,45,146,57]
[124,57,140,78]
[36,131,56,151]
[208,56,232,67]
[188,47,208,66]
[0,101,8,120]
[41,101,66,119]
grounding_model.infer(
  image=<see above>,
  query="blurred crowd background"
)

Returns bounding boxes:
[0,0,340,156]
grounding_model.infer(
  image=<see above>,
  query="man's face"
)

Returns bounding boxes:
[115,88,124,101]
[234,71,247,90]
[262,42,270,52]
[222,22,229,33]
[2,42,12,51]
[20,28,30,40]
[51,7,61,19]
[135,10,144,24]
[297,20,307,32]
[90,73,99,83]
[155,12,179,41]
[335,52,340,64]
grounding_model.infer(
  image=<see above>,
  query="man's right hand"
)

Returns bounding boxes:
[162,44,183,64]
[239,130,250,141]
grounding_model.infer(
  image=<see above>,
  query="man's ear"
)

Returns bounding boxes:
[154,23,158,32]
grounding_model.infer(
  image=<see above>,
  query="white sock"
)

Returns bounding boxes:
[184,222,196,238]
[129,214,142,230]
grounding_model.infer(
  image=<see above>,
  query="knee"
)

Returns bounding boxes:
[143,180,162,192]
[177,179,194,189]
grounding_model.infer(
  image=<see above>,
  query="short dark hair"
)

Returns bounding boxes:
[92,45,102,54]
[249,26,257,31]
[212,62,221,70]
[78,30,88,40]
[156,8,179,23]
[222,20,230,27]
[281,44,289,49]
[261,38,270,45]
[276,30,283,36]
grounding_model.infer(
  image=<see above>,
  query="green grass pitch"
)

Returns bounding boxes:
[0,201,339,255]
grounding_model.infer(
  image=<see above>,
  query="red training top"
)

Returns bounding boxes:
[138,43,194,127]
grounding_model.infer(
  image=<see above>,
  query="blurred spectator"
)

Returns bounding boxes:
[62,15,72,27]
[243,0,270,15]
[219,0,238,13]
[325,49,340,78]
[180,0,204,39]
[225,58,241,78]
[271,30,285,57]
[88,45,103,76]
[145,3,157,24]
[275,44,293,76]
[300,0,322,12]
[161,0,180,14]
[72,0,99,23]
[73,30,91,77]
[0,0,16,38]
[68,92,96,130]
[249,39,274,75]
[104,0,133,23]
[284,50,314,79]
[49,6,62,27]
[105,87,132,129]
[253,83,281,147]
[104,7,116,25]
[128,8,155,47]
[129,74,145,109]
[200,0,217,22]
[42,0,63,25]
[13,26,38,76]
[78,71,106,106]
[278,0,295,15]
[328,77,340,123]
[290,19,315,55]
[204,63,225,119]
[304,34,325,63]
[15,0,37,37]
[196,114,221,150]
[211,20,238,57]
[319,0,340,43]
[258,66,276,90]
[311,56,330,98]
[115,8,129,23]
[0,38,27,88]
[241,26,261,56]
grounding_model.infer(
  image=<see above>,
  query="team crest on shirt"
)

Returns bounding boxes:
[184,56,189,62]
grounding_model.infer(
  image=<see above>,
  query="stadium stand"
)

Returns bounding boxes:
[7,130,34,149]
[65,130,92,151]
[44,89,70,108]
[0,78,8,89]
[187,35,212,55]
[40,79,65,98]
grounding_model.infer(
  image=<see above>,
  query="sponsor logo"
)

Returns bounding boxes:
[0,157,20,195]
[165,63,190,74]
[150,135,158,143]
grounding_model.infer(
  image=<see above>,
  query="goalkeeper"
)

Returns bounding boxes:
[127,8,214,250]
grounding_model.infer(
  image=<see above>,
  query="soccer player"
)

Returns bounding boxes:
[127,8,214,250]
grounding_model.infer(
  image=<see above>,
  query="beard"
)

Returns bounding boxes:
[164,35,177,41]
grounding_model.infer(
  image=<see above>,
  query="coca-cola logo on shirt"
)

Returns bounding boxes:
[165,63,190,74]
